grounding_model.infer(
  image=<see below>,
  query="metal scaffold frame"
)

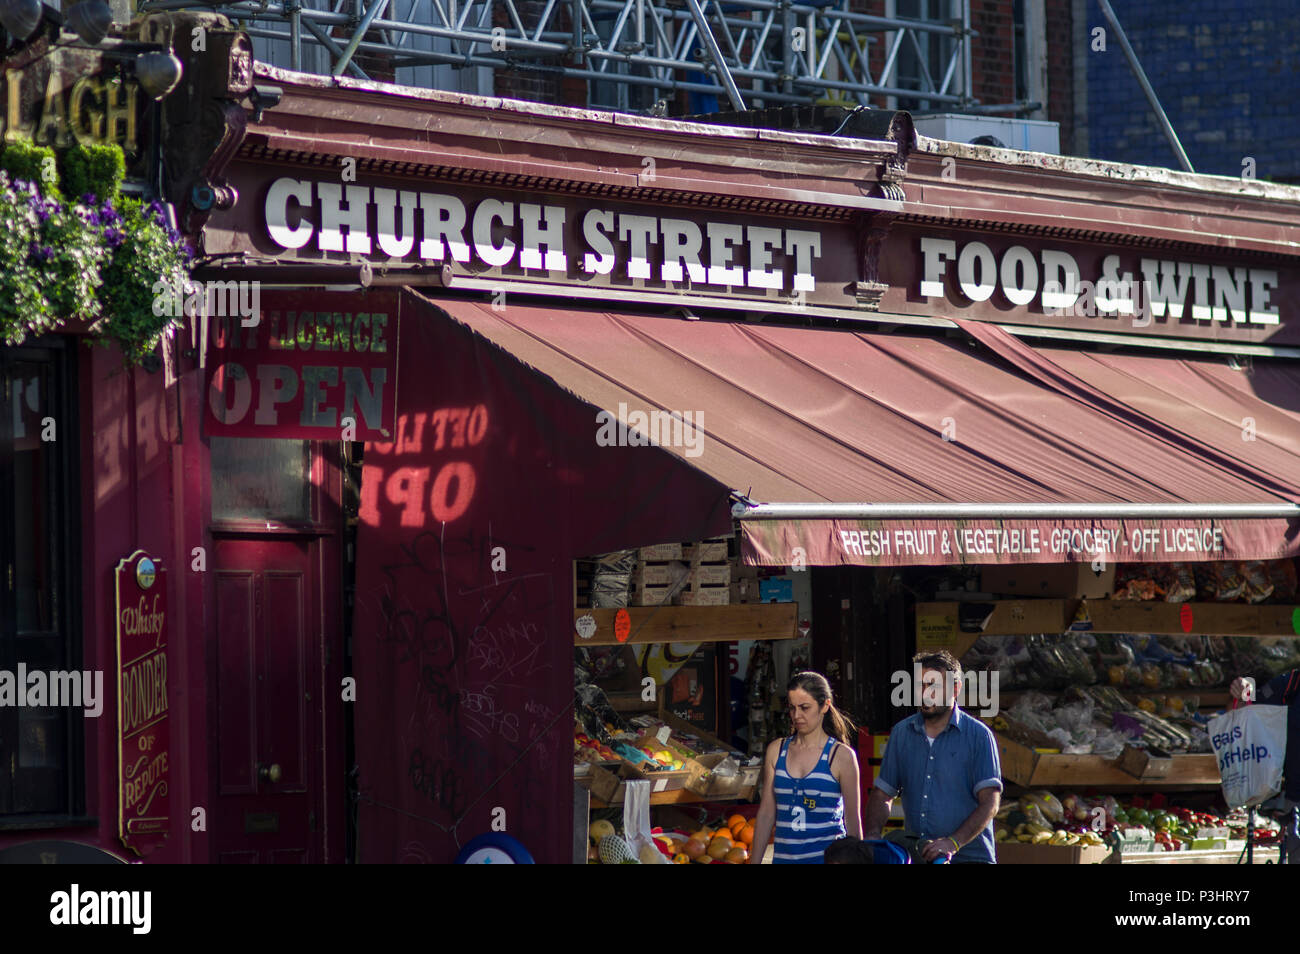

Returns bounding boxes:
[139,0,977,112]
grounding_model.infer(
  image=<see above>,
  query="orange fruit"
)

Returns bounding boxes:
[727,814,747,833]
[739,823,754,846]
[726,846,748,864]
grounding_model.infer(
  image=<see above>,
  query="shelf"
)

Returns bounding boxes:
[996,733,1221,788]
[589,788,753,809]
[917,599,1300,640]
[1121,847,1278,865]
[573,603,797,646]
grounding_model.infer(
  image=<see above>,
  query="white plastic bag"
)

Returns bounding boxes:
[1207,704,1289,808]
[622,780,668,864]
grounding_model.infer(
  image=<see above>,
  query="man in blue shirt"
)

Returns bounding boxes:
[865,650,1002,863]
[1231,670,1300,864]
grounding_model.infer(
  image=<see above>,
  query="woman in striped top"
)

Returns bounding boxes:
[749,672,862,864]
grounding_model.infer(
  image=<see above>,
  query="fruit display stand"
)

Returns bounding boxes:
[915,600,1300,639]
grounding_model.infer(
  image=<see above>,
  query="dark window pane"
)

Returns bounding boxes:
[211,437,312,523]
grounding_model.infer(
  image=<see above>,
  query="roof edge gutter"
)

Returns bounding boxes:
[730,501,1300,520]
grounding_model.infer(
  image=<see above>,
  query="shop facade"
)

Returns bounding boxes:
[2,13,1299,864]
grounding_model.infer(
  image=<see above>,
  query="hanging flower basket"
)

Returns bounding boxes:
[0,166,195,366]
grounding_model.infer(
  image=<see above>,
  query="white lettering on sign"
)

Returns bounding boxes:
[918,237,1281,327]
[264,178,823,294]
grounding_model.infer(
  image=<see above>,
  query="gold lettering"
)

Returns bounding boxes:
[35,72,70,148]
[6,69,33,141]
[69,76,104,145]
[105,80,137,155]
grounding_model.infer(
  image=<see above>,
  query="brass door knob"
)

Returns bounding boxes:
[258,763,282,783]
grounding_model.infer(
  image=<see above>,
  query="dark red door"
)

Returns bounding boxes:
[212,535,324,863]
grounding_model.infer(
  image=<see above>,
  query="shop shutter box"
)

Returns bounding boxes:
[981,563,1116,599]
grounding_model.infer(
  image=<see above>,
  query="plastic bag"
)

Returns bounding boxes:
[622,780,668,863]
[1207,703,1289,808]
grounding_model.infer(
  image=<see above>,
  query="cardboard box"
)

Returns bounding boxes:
[682,541,729,563]
[759,578,794,602]
[689,563,731,586]
[981,563,1116,599]
[632,561,689,585]
[639,543,684,561]
[630,583,675,606]
[729,579,760,604]
[678,585,730,606]
[995,841,1112,864]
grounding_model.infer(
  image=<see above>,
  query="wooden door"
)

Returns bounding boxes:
[212,535,323,862]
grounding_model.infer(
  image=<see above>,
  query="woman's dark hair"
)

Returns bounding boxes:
[787,671,856,745]
[824,837,874,864]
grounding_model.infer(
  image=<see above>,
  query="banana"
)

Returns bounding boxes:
[1063,833,1081,846]
[1026,822,1054,836]
[1033,831,1054,844]
[1016,833,1034,843]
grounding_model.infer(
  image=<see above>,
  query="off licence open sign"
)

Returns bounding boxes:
[205,290,401,441]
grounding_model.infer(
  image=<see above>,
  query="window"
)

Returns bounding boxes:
[210,437,313,524]
[0,341,83,820]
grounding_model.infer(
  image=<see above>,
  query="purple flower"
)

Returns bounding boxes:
[103,225,125,247]
[81,192,98,205]
[27,241,54,263]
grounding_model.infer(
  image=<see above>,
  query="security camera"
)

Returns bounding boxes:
[247,85,283,123]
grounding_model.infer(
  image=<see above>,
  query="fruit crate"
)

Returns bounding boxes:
[659,710,762,797]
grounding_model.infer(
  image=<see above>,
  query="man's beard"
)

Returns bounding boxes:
[919,704,949,722]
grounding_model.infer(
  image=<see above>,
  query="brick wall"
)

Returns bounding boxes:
[970,0,1014,106]
[1045,0,1076,154]
[1083,0,1300,179]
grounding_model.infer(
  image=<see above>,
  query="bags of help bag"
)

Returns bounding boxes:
[1207,703,1289,808]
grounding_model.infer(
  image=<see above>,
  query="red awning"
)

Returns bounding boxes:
[412,290,1300,566]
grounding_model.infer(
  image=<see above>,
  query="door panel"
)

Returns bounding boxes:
[216,571,258,796]
[213,537,319,862]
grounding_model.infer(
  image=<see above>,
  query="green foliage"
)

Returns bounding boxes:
[100,199,190,365]
[0,139,192,365]
[60,143,126,204]
[0,138,61,199]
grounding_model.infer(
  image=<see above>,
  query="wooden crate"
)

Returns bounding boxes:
[995,733,1220,788]
[1116,744,1173,779]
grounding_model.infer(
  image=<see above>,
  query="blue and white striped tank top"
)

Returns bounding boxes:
[772,735,845,864]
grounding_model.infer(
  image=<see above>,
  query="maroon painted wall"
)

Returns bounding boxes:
[0,341,209,862]
[351,293,732,864]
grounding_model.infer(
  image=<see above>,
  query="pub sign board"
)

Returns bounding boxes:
[115,550,170,858]
[3,47,150,175]
[204,289,401,441]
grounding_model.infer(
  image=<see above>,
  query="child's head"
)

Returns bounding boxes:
[824,836,875,864]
